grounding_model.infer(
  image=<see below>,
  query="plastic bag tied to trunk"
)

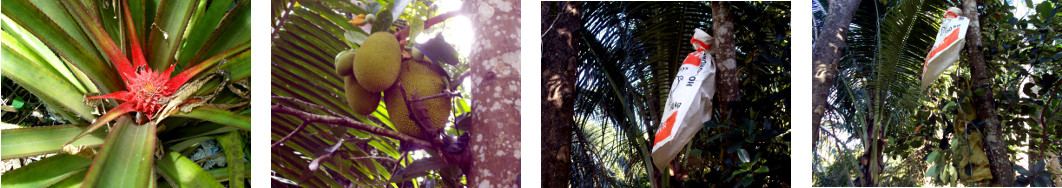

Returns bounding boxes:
[921,7,970,90]
[651,28,716,171]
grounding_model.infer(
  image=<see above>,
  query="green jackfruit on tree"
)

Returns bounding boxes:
[384,59,450,139]
[353,32,402,92]
[343,75,381,115]
[335,49,356,76]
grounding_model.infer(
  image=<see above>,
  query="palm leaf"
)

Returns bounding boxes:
[820,0,954,185]
[574,2,717,186]
[270,0,400,186]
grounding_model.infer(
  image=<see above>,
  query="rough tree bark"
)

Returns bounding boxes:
[541,2,579,187]
[710,2,738,118]
[464,0,521,186]
[811,0,861,150]
[961,0,1015,186]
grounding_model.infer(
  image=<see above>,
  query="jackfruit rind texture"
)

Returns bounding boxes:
[384,60,450,139]
[344,75,381,115]
[353,32,402,92]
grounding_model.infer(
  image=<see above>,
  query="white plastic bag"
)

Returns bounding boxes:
[651,28,716,171]
[921,7,970,90]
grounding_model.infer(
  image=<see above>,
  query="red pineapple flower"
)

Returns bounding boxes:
[65,0,210,145]
[85,62,182,123]
[84,2,203,124]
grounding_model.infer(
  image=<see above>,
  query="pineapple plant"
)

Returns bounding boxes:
[1,0,251,187]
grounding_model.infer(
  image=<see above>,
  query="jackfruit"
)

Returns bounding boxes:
[353,32,402,92]
[335,49,356,76]
[384,60,450,139]
[344,75,381,115]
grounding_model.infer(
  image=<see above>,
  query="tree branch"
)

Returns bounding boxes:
[272,121,310,148]
[395,11,463,42]
[272,96,343,117]
[271,103,434,147]
[412,91,462,102]
[396,83,442,141]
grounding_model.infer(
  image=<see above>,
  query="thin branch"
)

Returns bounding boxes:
[272,95,343,117]
[388,152,409,182]
[271,103,433,147]
[541,1,570,38]
[395,11,463,42]
[450,70,471,91]
[412,91,462,102]
[345,156,399,163]
[272,121,310,148]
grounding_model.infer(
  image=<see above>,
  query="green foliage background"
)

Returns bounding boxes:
[813,0,1061,186]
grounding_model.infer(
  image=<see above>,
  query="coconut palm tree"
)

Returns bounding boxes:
[566,2,790,187]
[809,0,1005,186]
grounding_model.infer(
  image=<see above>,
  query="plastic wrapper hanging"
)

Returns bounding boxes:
[651,28,716,171]
[921,7,970,90]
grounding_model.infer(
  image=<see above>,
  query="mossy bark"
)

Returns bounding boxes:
[465,0,522,186]
[961,0,1015,186]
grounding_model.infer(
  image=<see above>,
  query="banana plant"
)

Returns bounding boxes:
[1,0,250,187]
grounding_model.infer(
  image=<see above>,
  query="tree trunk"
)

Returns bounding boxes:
[812,0,861,151]
[465,0,522,186]
[961,0,1015,186]
[859,120,885,186]
[710,2,738,118]
[541,2,579,187]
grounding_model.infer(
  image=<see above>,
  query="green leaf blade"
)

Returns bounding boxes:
[155,151,224,188]
[2,0,121,93]
[2,125,108,160]
[186,0,250,65]
[0,154,92,188]
[0,36,96,122]
[81,118,156,187]
[171,107,251,130]
[216,131,247,188]
[145,0,197,70]
[175,0,235,67]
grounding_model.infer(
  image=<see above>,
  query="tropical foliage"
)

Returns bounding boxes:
[565,2,791,187]
[1,0,251,187]
[813,0,1061,186]
[270,0,479,187]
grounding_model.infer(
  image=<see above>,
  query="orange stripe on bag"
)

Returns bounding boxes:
[654,111,679,145]
[923,27,962,77]
[682,52,701,66]
[691,38,711,51]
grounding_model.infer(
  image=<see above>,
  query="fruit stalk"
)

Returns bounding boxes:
[395,83,442,142]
